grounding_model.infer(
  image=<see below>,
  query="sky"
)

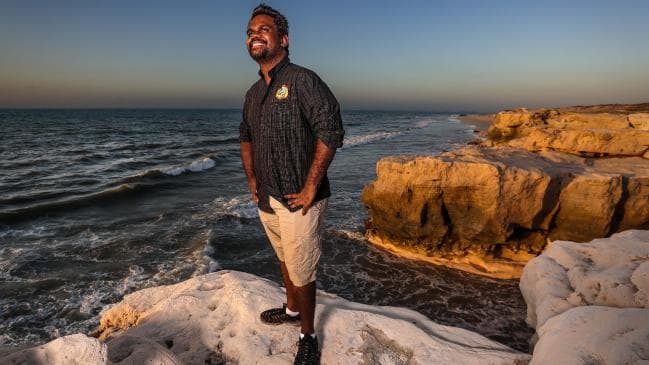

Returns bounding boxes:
[1,0,648,112]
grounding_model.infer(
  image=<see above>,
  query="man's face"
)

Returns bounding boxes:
[246,14,287,62]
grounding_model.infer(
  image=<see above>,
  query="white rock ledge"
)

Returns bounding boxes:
[1,333,107,365]
[531,306,649,365]
[520,229,649,364]
[3,270,530,365]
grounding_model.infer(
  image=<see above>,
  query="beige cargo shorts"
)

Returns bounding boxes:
[258,196,328,287]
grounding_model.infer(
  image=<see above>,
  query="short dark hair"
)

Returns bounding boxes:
[250,3,289,54]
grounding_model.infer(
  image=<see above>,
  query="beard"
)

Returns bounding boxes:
[248,42,282,62]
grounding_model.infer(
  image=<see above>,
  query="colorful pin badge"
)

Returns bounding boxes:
[275,85,289,100]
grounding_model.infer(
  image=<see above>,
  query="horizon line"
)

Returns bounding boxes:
[0,107,489,114]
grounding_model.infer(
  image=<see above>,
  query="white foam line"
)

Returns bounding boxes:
[333,229,367,241]
[192,230,221,276]
[162,156,216,176]
[414,120,431,128]
[448,115,461,123]
[342,131,402,149]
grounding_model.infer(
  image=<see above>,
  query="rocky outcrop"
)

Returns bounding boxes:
[520,230,649,331]
[629,113,649,130]
[1,333,107,365]
[519,230,649,364]
[531,306,649,365]
[362,103,649,277]
[362,146,649,278]
[2,271,532,364]
[505,127,649,156]
[487,104,649,157]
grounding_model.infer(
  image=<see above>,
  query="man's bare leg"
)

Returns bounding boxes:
[280,261,299,312]
[294,281,316,335]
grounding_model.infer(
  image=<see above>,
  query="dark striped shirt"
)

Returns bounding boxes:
[240,57,345,213]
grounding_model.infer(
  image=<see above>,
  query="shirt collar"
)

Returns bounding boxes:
[258,56,290,80]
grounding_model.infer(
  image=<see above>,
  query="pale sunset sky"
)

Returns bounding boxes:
[1,0,648,112]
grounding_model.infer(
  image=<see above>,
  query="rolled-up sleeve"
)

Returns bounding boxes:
[298,71,345,149]
[239,95,252,142]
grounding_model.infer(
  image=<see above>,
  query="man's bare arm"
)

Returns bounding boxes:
[284,139,336,214]
[240,141,258,203]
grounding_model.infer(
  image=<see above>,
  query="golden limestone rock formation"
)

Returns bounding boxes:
[362,103,649,278]
[486,103,649,157]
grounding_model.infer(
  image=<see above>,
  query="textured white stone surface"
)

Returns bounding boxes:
[3,270,531,365]
[1,333,107,365]
[520,230,649,365]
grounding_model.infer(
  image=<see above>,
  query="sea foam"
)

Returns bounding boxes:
[342,131,402,149]
[414,118,436,128]
[163,156,216,176]
[210,195,258,219]
[341,117,444,150]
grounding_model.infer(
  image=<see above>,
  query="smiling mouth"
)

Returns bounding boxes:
[250,41,266,48]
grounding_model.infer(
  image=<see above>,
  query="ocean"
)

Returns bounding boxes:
[0,109,533,352]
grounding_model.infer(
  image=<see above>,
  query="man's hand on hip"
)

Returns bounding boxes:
[250,188,259,204]
[284,139,336,215]
[284,185,317,215]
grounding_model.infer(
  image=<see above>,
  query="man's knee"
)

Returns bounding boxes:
[286,263,318,287]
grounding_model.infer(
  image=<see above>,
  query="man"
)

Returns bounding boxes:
[239,3,344,365]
